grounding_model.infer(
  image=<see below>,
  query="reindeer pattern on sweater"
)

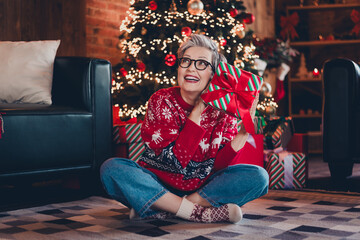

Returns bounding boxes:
[138,87,242,191]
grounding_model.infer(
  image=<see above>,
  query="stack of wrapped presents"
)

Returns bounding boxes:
[263,117,308,190]
[113,116,145,162]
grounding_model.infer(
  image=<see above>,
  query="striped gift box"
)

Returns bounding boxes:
[125,124,145,161]
[265,151,307,189]
[113,123,145,162]
[205,62,263,119]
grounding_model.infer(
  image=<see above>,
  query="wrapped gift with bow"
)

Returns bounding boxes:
[201,62,263,134]
[265,150,307,189]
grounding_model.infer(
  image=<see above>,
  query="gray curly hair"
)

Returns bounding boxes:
[177,34,227,72]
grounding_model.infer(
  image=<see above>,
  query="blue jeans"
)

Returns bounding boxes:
[100,158,269,218]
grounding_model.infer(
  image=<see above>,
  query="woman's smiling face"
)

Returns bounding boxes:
[177,46,213,100]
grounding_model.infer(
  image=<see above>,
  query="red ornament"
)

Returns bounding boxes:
[220,39,227,46]
[148,1,158,11]
[165,54,177,67]
[137,62,146,72]
[243,13,255,24]
[181,26,192,36]
[230,8,238,18]
[119,67,128,77]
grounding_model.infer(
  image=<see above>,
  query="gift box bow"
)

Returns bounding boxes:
[201,62,263,134]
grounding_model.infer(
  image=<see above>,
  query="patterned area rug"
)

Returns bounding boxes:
[0,190,359,240]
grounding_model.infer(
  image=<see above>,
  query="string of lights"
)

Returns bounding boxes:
[113,0,259,120]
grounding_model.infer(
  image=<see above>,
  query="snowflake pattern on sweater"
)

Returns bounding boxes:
[138,87,242,191]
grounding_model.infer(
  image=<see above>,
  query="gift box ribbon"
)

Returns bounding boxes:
[201,62,262,134]
[282,152,294,189]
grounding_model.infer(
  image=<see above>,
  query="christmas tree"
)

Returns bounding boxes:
[113,0,259,121]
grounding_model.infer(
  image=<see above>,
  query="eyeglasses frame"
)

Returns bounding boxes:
[178,57,215,72]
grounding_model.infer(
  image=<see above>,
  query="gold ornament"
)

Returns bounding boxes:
[236,29,246,39]
[141,27,147,35]
[260,82,272,97]
[187,0,204,15]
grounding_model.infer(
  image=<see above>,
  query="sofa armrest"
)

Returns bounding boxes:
[52,56,113,167]
[52,57,110,111]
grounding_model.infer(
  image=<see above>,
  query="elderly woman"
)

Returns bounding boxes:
[100,34,269,223]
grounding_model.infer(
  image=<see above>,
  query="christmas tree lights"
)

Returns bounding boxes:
[113,0,259,121]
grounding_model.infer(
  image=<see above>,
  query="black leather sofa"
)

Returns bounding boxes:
[0,57,113,184]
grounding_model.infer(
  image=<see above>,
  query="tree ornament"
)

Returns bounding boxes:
[187,0,204,15]
[120,67,128,77]
[243,13,255,24]
[230,8,238,18]
[165,54,177,66]
[141,27,147,35]
[148,1,158,11]
[137,62,146,72]
[181,26,192,36]
[220,39,227,46]
[260,82,272,97]
[236,29,246,39]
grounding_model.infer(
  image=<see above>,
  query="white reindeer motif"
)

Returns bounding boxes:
[212,132,222,149]
[169,129,178,135]
[152,130,163,144]
[199,138,210,153]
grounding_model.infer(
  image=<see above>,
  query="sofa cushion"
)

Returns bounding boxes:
[0,40,60,105]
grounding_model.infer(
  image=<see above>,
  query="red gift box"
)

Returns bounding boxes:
[287,133,308,154]
[201,62,263,134]
[231,134,264,167]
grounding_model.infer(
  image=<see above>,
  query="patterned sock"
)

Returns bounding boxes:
[175,197,242,223]
[129,208,174,220]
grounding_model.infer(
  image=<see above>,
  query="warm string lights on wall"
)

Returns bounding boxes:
[113,0,258,120]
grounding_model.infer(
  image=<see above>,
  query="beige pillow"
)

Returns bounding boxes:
[0,40,60,104]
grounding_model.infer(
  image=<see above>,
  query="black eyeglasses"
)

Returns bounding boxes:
[178,58,214,71]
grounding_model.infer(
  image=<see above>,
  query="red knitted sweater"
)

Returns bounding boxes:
[138,86,246,191]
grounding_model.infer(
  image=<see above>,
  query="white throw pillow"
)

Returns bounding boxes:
[0,40,60,105]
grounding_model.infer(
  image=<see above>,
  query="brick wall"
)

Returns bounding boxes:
[86,0,130,64]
